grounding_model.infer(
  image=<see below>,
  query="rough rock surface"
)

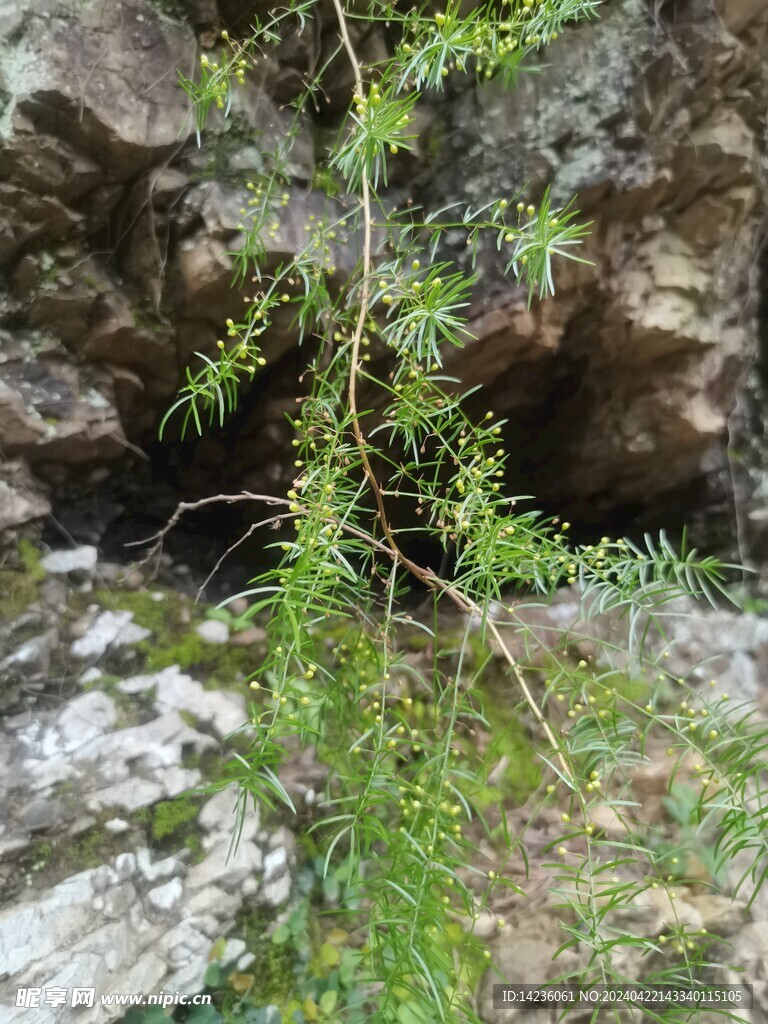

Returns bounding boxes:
[0,549,299,1022]
[3,542,768,1019]
[0,0,318,539]
[425,0,767,527]
[0,660,291,1022]
[0,0,765,555]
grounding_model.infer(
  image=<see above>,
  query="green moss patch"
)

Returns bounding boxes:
[134,793,203,847]
[89,586,257,688]
[18,539,45,581]
[234,909,297,1006]
[482,718,542,806]
[16,819,131,895]
[142,632,256,687]
[0,542,43,619]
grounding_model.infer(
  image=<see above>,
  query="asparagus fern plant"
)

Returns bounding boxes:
[155,2,767,1021]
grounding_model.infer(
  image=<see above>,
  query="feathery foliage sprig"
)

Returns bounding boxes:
[159,2,768,1022]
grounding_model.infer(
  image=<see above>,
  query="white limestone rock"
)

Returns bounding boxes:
[1,630,57,675]
[80,666,103,684]
[40,546,98,575]
[147,877,183,913]
[85,778,165,814]
[198,787,260,841]
[0,870,98,976]
[116,664,189,696]
[195,619,230,644]
[184,885,240,922]
[136,848,183,884]
[78,711,215,767]
[159,766,202,798]
[118,665,248,740]
[104,818,130,835]
[19,757,77,794]
[262,873,291,907]
[263,846,288,883]
[20,797,66,833]
[222,938,247,962]
[71,611,151,659]
[55,691,118,752]
[185,838,262,893]
[160,917,217,968]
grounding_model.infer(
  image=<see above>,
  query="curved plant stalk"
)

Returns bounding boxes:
[152,2,768,1022]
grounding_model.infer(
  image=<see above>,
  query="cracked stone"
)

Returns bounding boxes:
[70,610,151,659]
[263,846,288,882]
[54,690,118,751]
[136,848,183,884]
[147,877,184,913]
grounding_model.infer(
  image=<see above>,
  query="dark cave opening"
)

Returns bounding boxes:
[38,253,756,599]
[41,399,739,606]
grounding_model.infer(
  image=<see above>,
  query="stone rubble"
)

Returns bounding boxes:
[0,671,291,1023]
[0,557,293,1023]
[3,542,768,1021]
[0,812,270,1024]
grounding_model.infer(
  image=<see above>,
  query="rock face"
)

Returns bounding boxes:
[0,794,270,1024]
[0,659,291,1021]
[0,0,766,554]
[427,0,767,528]
[0,0,318,538]
[0,544,307,1023]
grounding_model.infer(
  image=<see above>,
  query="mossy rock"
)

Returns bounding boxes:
[0,540,44,619]
[234,909,297,1006]
[145,0,188,23]
[134,793,204,847]
[17,819,132,894]
[90,587,257,688]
